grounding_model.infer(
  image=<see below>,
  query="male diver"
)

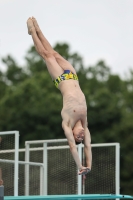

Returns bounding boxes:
[27,17,92,175]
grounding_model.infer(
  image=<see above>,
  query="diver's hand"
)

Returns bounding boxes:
[78,167,91,175]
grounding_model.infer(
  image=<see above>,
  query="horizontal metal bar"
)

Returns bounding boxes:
[0,159,44,167]
[25,139,67,145]
[0,131,18,135]
[25,139,119,146]
[3,194,133,200]
[91,143,119,147]
[0,149,26,154]
[0,146,69,154]
[0,143,119,154]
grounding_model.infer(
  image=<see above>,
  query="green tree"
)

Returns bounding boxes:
[0,70,8,99]
[2,55,28,85]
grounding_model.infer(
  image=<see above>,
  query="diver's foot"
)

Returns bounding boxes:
[27,17,35,35]
[32,17,41,33]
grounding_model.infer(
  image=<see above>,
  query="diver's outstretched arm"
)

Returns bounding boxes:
[62,121,90,175]
[84,128,92,170]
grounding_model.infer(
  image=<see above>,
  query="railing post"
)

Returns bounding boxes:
[40,166,43,195]
[116,143,120,194]
[25,143,30,195]
[14,131,19,196]
[43,142,47,195]
[77,143,82,195]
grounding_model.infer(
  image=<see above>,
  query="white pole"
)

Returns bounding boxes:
[25,139,67,145]
[40,166,43,195]
[115,143,120,194]
[14,131,19,196]
[25,143,30,196]
[77,144,82,195]
[43,142,47,195]
[82,150,85,194]
[0,159,43,167]
[0,131,19,135]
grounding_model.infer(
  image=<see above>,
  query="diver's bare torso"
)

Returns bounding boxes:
[59,79,87,129]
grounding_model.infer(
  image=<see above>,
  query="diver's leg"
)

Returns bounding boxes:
[27,18,63,79]
[53,52,76,74]
[32,17,76,74]
[32,17,54,53]
[27,18,48,58]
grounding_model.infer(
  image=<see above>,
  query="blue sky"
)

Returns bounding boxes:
[0,0,133,78]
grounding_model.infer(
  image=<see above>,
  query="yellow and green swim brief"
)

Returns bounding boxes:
[53,70,78,88]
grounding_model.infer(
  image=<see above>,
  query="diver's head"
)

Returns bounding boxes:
[73,120,85,145]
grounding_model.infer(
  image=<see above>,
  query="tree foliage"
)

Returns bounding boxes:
[0,43,133,194]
